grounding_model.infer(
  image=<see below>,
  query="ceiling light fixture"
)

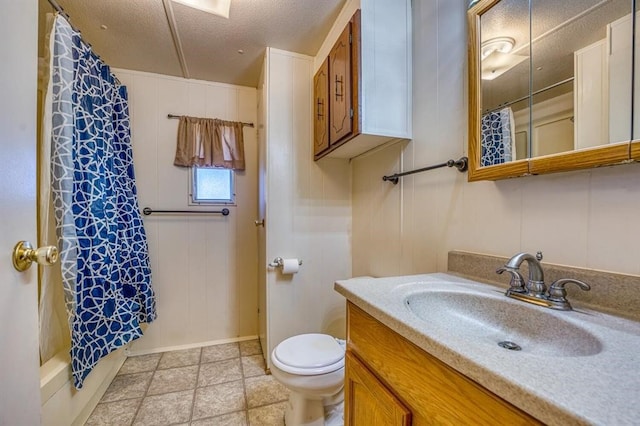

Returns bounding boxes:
[481,37,515,60]
[480,37,527,80]
[171,0,231,18]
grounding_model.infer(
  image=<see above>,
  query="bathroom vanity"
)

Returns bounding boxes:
[344,302,538,425]
[336,273,640,425]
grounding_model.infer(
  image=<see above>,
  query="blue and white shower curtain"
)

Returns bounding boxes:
[481,107,515,166]
[48,15,156,388]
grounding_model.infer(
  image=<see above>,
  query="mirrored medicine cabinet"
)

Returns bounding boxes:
[467,0,640,181]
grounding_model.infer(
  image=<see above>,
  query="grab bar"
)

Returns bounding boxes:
[382,157,468,184]
[142,207,230,216]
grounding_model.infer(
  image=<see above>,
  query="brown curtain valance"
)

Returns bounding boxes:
[174,116,245,170]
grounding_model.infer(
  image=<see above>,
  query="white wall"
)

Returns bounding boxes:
[262,48,351,365]
[114,69,259,353]
[352,0,640,278]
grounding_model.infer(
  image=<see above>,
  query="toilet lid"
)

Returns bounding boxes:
[274,334,344,370]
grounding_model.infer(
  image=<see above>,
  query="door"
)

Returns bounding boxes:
[257,53,269,365]
[0,0,42,424]
[344,352,412,426]
[329,22,353,145]
[313,58,330,156]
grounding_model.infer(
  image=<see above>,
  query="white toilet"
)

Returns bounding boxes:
[270,333,346,426]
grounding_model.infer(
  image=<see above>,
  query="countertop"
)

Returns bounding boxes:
[335,273,640,425]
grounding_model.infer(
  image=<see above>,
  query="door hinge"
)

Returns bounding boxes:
[350,108,354,118]
[349,33,352,44]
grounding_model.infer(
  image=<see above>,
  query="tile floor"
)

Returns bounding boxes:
[85,340,289,426]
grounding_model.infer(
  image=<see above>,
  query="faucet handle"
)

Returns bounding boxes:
[548,278,591,302]
[497,267,526,294]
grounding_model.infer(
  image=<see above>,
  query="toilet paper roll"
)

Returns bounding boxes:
[281,258,300,274]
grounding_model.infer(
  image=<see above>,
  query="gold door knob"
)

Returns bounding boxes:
[12,241,59,272]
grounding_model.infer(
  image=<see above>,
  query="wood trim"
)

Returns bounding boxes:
[466,6,482,180]
[467,0,631,181]
[468,0,502,15]
[630,140,640,160]
[466,0,528,182]
[529,143,630,175]
[347,303,542,425]
[351,9,361,138]
[468,159,530,181]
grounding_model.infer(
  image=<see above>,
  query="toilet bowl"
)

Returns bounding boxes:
[270,333,346,426]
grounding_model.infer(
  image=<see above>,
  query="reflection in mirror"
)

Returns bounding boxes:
[479,0,633,166]
[480,0,530,166]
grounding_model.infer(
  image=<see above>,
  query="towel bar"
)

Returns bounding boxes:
[382,157,468,184]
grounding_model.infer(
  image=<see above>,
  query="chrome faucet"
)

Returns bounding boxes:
[497,252,590,310]
[497,252,546,297]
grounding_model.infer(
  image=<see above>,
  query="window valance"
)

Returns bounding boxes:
[174,116,245,170]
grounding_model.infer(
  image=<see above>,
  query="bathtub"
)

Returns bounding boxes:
[40,348,126,426]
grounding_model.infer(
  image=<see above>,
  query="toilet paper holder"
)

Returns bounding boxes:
[269,257,303,268]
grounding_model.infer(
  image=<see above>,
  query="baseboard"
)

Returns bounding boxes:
[124,335,260,357]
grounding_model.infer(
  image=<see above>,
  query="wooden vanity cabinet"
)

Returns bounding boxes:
[345,302,542,425]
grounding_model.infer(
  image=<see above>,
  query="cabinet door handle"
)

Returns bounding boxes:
[316,99,324,119]
[335,75,344,101]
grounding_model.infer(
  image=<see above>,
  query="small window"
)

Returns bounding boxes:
[191,167,235,204]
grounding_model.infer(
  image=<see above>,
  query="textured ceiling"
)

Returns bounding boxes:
[38,0,346,87]
[481,0,632,111]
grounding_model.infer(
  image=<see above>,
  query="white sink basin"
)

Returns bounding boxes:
[335,272,640,425]
[404,289,602,357]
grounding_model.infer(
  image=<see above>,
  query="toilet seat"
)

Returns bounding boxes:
[272,333,345,376]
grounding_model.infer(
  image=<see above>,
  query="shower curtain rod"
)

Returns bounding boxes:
[483,77,575,115]
[47,0,79,32]
[46,0,118,84]
[167,114,254,128]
